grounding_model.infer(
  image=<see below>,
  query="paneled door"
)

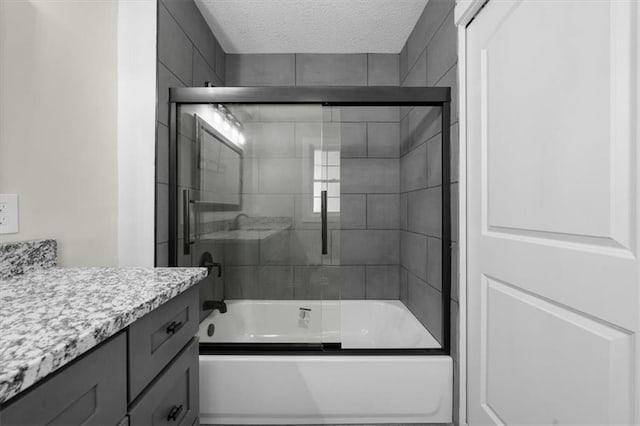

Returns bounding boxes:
[467,1,639,424]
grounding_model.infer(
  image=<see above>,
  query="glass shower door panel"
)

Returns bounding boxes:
[177,103,341,346]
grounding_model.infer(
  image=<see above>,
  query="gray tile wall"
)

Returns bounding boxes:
[227,53,399,87]
[398,0,459,422]
[155,0,226,266]
[226,54,402,300]
[155,1,458,380]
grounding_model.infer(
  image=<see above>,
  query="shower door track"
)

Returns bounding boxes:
[168,86,452,357]
[199,342,449,356]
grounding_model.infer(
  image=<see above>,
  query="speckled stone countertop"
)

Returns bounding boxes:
[200,217,292,242]
[0,266,207,404]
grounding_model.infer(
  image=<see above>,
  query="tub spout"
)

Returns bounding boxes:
[203,300,227,314]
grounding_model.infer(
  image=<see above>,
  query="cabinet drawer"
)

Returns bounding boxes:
[128,284,199,401]
[129,338,199,426]
[1,332,127,426]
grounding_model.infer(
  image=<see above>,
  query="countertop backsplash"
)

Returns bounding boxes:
[0,239,57,280]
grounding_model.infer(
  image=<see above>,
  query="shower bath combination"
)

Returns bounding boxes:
[168,86,453,424]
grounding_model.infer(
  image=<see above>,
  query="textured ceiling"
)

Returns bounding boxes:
[194,0,429,54]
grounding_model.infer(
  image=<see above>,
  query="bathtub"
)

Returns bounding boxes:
[198,300,452,424]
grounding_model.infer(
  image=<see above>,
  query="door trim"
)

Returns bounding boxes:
[455,1,489,425]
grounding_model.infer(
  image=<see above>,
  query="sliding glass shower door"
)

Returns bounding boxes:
[176,102,341,348]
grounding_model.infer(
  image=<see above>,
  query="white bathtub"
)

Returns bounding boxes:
[198,300,452,424]
[198,299,440,349]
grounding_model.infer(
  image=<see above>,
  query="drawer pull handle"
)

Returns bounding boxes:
[167,404,183,421]
[166,320,184,335]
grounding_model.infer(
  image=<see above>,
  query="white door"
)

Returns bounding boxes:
[466,1,639,424]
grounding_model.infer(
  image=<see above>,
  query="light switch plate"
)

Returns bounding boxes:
[0,194,19,234]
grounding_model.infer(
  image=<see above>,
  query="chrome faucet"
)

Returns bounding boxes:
[232,213,249,230]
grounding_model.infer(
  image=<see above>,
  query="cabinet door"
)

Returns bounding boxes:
[129,338,199,426]
[129,284,199,401]
[1,333,127,426]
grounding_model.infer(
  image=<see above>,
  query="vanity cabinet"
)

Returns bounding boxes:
[128,284,199,402]
[128,339,199,426]
[0,284,200,426]
[0,333,127,426]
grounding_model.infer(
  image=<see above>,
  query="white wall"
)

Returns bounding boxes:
[0,0,119,266]
[117,0,157,267]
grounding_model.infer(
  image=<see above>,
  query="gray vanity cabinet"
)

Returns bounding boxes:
[128,339,199,426]
[0,284,201,426]
[128,285,200,402]
[0,333,127,426]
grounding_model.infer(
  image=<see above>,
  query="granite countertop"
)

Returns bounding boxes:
[199,217,292,242]
[199,223,291,242]
[0,266,207,404]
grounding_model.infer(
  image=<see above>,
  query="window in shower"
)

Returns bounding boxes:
[312,149,340,213]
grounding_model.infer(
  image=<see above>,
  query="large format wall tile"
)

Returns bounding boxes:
[341,230,399,265]
[289,230,322,265]
[226,54,295,86]
[407,271,442,342]
[426,9,457,85]
[258,158,303,194]
[427,236,442,291]
[160,0,217,70]
[367,54,399,86]
[156,124,169,185]
[341,194,367,229]
[215,39,225,81]
[260,231,291,265]
[405,0,454,73]
[427,135,442,187]
[342,159,399,194]
[244,122,295,158]
[293,265,340,299]
[367,194,400,229]
[226,266,294,299]
[365,265,400,299]
[403,49,427,87]
[338,107,400,123]
[400,231,427,282]
[224,241,259,266]
[339,123,367,158]
[400,266,409,305]
[157,64,184,126]
[243,194,295,218]
[367,122,400,158]
[193,49,220,87]
[436,64,459,124]
[407,186,441,237]
[296,54,367,86]
[341,265,366,299]
[158,4,193,86]
[408,106,441,148]
[156,183,169,244]
[450,123,460,183]
[400,142,427,192]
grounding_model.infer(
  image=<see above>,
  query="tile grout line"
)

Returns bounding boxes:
[160,2,222,85]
